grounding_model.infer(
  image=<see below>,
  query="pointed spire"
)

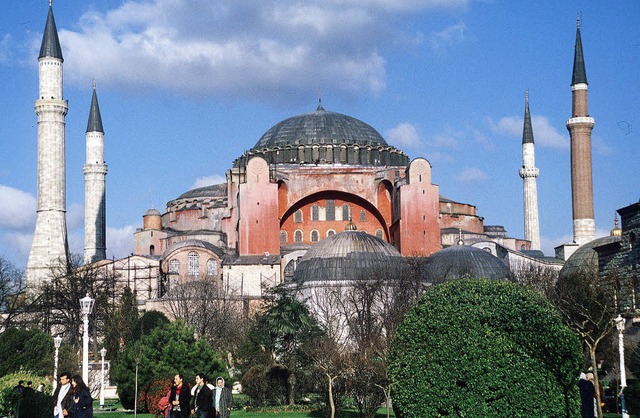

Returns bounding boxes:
[571,14,587,85]
[316,98,325,112]
[610,213,622,237]
[86,81,104,133]
[522,89,534,144]
[39,2,63,61]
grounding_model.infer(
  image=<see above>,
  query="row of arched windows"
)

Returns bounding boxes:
[280,228,384,243]
[294,205,367,222]
[167,252,219,277]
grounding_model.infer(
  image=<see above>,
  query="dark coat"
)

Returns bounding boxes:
[169,383,192,418]
[70,387,93,418]
[191,384,213,413]
[578,378,595,418]
[213,385,232,418]
[52,383,74,416]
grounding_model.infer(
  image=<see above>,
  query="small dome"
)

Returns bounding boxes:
[293,231,406,283]
[559,235,622,280]
[177,183,227,200]
[144,208,161,216]
[423,245,514,282]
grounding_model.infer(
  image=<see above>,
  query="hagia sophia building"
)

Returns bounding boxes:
[26,3,639,315]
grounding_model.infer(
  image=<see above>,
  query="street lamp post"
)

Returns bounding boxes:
[79,294,95,384]
[53,335,62,390]
[100,347,107,409]
[614,314,629,418]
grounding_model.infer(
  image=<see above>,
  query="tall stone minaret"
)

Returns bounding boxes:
[519,90,541,250]
[566,16,595,245]
[83,82,108,264]
[26,1,69,287]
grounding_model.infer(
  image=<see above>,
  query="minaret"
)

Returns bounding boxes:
[519,90,541,250]
[566,16,595,245]
[83,81,108,264]
[26,1,69,287]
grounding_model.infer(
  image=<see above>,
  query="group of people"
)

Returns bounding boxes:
[162,373,233,418]
[52,372,93,418]
[578,372,605,418]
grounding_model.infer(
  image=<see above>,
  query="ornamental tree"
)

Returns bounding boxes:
[388,278,582,418]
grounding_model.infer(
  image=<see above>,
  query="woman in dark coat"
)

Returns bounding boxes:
[70,375,93,418]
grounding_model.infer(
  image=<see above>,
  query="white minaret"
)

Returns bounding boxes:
[26,2,69,287]
[83,81,108,264]
[519,90,541,250]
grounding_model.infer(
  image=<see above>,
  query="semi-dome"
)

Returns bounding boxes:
[559,235,622,280]
[423,245,514,282]
[234,104,409,167]
[293,230,407,283]
[177,183,227,200]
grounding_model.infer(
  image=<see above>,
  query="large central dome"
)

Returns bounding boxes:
[234,103,409,167]
[253,104,388,149]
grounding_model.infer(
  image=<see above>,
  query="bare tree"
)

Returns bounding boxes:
[514,262,559,299]
[305,336,351,418]
[0,255,27,330]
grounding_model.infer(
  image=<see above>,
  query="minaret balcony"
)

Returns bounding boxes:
[566,116,594,127]
[519,167,539,178]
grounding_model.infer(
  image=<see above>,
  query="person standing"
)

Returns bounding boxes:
[168,374,191,418]
[191,373,213,418]
[69,375,93,418]
[214,377,232,418]
[52,372,73,418]
[578,372,595,418]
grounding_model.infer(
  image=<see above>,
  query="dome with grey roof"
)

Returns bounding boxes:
[422,245,514,282]
[293,230,407,283]
[559,235,622,280]
[234,104,409,167]
[177,183,227,200]
[144,208,161,217]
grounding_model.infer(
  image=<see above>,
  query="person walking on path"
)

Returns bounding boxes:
[191,373,213,418]
[214,377,232,418]
[578,372,595,418]
[52,372,73,418]
[69,375,93,418]
[168,374,191,418]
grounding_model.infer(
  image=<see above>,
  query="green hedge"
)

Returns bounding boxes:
[388,278,582,418]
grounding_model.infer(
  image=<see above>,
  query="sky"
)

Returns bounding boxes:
[0,0,638,270]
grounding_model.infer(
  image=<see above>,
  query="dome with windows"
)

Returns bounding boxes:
[293,230,407,283]
[234,103,409,167]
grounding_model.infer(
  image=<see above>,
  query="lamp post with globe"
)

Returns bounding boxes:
[53,335,62,390]
[79,294,95,384]
[100,347,107,409]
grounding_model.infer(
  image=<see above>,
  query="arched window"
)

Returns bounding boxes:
[342,204,349,220]
[188,251,199,277]
[360,210,367,221]
[375,229,384,240]
[326,200,335,221]
[280,231,288,244]
[311,230,319,242]
[169,259,179,274]
[149,245,155,256]
[327,229,336,237]
[294,230,303,243]
[294,209,303,223]
[207,259,218,276]
[312,204,319,221]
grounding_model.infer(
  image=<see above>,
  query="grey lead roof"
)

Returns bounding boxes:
[252,107,389,150]
[571,19,587,85]
[86,86,104,133]
[522,90,534,144]
[39,6,63,61]
[422,245,514,283]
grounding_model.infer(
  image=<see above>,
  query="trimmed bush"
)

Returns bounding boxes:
[388,278,582,418]
[0,372,53,417]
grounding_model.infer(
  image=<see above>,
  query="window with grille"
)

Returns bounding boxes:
[280,231,288,243]
[326,200,335,221]
[312,204,319,221]
[311,230,319,242]
[188,252,199,277]
[294,209,303,223]
[207,259,218,276]
[294,230,303,242]
[342,204,349,220]
[360,210,366,221]
[169,259,179,274]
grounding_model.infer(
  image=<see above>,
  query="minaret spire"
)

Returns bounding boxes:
[519,89,541,250]
[27,3,69,286]
[567,14,595,245]
[84,81,108,263]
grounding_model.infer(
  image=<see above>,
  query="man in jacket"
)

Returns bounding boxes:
[52,372,73,418]
[168,374,191,418]
[191,373,213,418]
[214,377,232,418]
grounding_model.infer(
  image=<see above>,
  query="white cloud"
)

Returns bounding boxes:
[428,22,466,52]
[432,132,460,149]
[0,185,36,229]
[488,115,568,149]
[592,135,613,156]
[385,123,423,150]
[107,225,137,260]
[456,167,488,182]
[0,34,11,63]
[191,174,227,189]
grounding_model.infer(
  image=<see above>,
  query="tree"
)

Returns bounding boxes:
[0,255,26,330]
[0,328,54,376]
[552,266,618,417]
[305,336,350,418]
[388,278,583,418]
[104,286,139,363]
[111,320,227,411]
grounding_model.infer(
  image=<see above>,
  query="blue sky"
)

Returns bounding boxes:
[1,0,638,269]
